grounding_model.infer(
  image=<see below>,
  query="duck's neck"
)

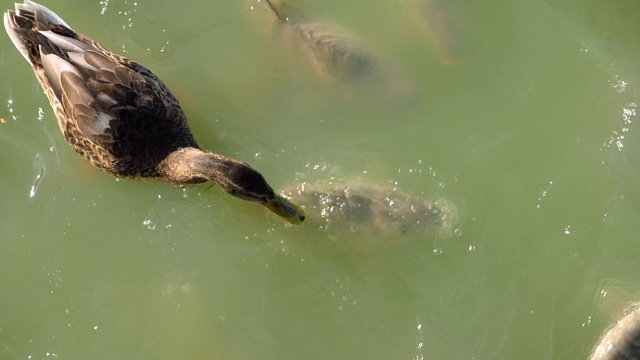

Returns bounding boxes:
[158,147,242,187]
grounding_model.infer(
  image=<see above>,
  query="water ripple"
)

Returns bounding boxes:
[602,102,636,152]
[28,153,46,200]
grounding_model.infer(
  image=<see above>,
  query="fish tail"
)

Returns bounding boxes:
[264,0,304,23]
[264,0,287,21]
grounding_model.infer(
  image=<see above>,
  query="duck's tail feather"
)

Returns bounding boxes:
[4,9,32,63]
[4,1,73,63]
[17,1,70,29]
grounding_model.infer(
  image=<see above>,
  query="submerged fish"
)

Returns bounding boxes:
[256,0,415,103]
[590,304,640,360]
[280,180,458,240]
[410,0,464,65]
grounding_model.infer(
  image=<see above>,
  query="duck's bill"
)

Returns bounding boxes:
[264,195,306,224]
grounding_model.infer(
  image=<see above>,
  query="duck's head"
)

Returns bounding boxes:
[162,148,305,224]
[219,162,306,225]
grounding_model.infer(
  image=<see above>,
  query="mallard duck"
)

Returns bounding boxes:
[4,1,305,224]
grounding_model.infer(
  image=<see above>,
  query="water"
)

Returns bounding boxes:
[1,0,640,358]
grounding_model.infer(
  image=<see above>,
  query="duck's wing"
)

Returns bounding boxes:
[5,2,144,141]
[4,1,196,172]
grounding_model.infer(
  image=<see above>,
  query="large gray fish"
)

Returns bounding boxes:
[256,0,416,103]
[590,305,640,360]
[280,180,458,240]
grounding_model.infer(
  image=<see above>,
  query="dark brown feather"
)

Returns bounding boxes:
[6,3,198,178]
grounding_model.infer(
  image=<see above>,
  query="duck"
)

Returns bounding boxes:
[3,1,305,224]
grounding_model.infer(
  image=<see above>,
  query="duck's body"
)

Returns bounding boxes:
[590,304,640,360]
[4,1,305,224]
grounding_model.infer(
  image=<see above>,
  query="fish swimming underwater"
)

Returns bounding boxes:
[254,0,416,103]
[4,1,305,224]
[280,180,458,241]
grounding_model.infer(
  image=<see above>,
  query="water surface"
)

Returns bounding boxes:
[2,0,640,359]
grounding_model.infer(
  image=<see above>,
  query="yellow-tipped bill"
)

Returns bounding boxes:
[265,194,306,224]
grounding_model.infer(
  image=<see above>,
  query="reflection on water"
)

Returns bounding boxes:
[5,98,17,122]
[602,102,636,152]
[29,153,45,199]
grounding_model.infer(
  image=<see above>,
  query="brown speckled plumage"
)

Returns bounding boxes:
[4,1,305,224]
[7,2,195,179]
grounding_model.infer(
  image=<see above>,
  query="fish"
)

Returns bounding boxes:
[280,180,458,240]
[255,0,416,103]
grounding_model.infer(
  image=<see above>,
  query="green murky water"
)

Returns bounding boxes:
[2,0,640,359]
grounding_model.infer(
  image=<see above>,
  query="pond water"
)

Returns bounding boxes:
[1,0,640,359]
